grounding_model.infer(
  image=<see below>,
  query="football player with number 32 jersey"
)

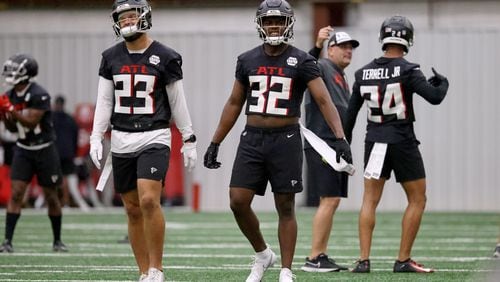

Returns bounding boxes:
[89,0,197,281]
[203,1,352,281]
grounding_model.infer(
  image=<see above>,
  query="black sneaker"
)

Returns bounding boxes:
[351,259,370,273]
[117,235,129,244]
[393,258,434,273]
[301,253,348,272]
[493,245,500,258]
[0,239,14,253]
[53,240,68,252]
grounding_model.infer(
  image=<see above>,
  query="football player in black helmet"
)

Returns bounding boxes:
[255,0,295,46]
[379,15,414,53]
[345,15,449,273]
[2,54,38,86]
[0,53,67,253]
[90,0,197,280]
[204,1,351,281]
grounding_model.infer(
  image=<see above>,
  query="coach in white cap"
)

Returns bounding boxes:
[302,27,359,272]
[328,31,360,48]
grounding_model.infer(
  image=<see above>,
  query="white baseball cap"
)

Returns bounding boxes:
[328,31,359,48]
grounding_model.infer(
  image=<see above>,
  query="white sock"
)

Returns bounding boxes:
[280,267,292,274]
[255,246,271,260]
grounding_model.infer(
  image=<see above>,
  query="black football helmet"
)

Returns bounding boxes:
[379,15,414,53]
[111,0,152,39]
[2,54,38,86]
[255,0,295,46]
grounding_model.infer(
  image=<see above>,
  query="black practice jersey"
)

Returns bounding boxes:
[99,40,183,132]
[6,82,56,146]
[344,57,448,143]
[236,45,320,118]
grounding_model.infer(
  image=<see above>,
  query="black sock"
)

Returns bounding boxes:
[49,215,62,242]
[398,258,411,263]
[5,213,20,242]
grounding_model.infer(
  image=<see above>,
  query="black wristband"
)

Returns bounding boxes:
[184,134,196,143]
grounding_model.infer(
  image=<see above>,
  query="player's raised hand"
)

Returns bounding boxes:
[428,67,447,87]
[204,142,221,169]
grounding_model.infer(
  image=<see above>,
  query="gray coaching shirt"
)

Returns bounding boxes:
[304,55,351,149]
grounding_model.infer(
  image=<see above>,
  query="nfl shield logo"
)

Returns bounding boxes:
[149,55,160,65]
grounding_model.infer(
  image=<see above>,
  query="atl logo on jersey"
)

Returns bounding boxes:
[256,66,285,76]
[119,64,148,74]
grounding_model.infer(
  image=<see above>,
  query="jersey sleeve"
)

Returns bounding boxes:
[408,67,448,105]
[98,55,113,81]
[164,55,183,84]
[298,55,321,83]
[234,57,249,86]
[343,77,364,140]
[28,93,51,111]
[99,54,113,80]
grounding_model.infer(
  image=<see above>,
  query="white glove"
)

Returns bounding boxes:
[180,142,197,171]
[90,139,103,170]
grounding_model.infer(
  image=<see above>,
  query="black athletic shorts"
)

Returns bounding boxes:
[11,143,63,187]
[305,148,348,198]
[112,146,170,194]
[60,158,76,175]
[364,140,425,183]
[230,124,303,196]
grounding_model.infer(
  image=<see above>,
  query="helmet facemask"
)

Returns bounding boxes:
[2,58,32,86]
[256,14,295,46]
[111,2,152,40]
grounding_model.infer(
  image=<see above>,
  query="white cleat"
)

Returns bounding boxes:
[144,267,164,282]
[245,247,277,282]
[279,268,295,282]
[138,273,148,282]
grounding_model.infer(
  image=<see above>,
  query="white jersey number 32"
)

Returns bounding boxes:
[248,75,291,116]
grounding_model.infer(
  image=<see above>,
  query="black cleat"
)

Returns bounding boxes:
[0,239,14,253]
[301,253,348,272]
[493,245,500,258]
[117,235,129,244]
[53,240,68,252]
[393,258,434,273]
[351,259,370,273]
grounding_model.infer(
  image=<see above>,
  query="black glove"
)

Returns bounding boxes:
[204,142,221,169]
[427,67,447,87]
[331,138,353,164]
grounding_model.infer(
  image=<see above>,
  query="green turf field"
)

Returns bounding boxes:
[0,208,498,281]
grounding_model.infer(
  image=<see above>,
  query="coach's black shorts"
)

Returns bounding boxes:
[112,145,170,194]
[364,140,425,183]
[230,124,303,196]
[11,143,63,187]
[60,158,76,175]
[305,148,348,198]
